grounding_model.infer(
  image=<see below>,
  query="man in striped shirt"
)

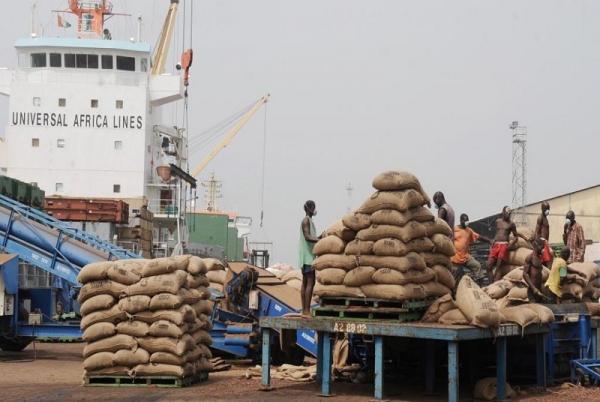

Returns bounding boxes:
[563,211,586,263]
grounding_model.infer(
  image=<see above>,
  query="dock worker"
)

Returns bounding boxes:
[523,238,546,303]
[298,200,320,318]
[485,206,518,284]
[451,213,492,287]
[433,191,455,241]
[563,211,586,263]
[543,247,584,304]
[534,201,553,269]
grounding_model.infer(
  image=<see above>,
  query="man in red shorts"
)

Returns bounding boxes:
[534,201,553,268]
[485,206,519,284]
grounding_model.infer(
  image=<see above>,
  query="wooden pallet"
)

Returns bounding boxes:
[312,305,424,322]
[318,297,436,311]
[84,371,209,388]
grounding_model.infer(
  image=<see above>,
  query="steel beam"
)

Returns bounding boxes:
[261,327,271,390]
[448,341,458,402]
[496,337,507,401]
[374,336,384,400]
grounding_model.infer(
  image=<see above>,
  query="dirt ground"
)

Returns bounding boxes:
[0,342,599,402]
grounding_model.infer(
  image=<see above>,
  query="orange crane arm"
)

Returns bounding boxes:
[152,0,180,75]
[190,94,270,179]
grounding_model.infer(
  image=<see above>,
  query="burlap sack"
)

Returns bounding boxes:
[171,255,192,271]
[82,322,117,343]
[83,352,115,372]
[81,305,128,330]
[81,294,116,316]
[126,271,188,297]
[370,207,434,227]
[82,334,137,358]
[77,261,115,284]
[141,257,178,278]
[422,281,452,297]
[359,252,427,273]
[206,269,228,285]
[187,256,208,275]
[508,236,533,250]
[107,260,144,285]
[149,351,187,366]
[113,348,150,367]
[321,220,357,242]
[562,282,584,301]
[455,276,501,329]
[496,264,520,277]
[495,295,512,310]
[85,366,130,376]
[473,377,517,401]
[432,265,455,289]
[191,329,213,345]
[191,300,214,317]
[198,343,213,359]
[521,304,555,324]
[204,258,226,272]
[503,266,550,285]
[516,226,535,242]
[372,237,434,257]
[316,268,347,285]
[117,295,151,314]
[116,320,149,337]
[506,285,528,302]
[130,363,195,378]
[179,288,203,305]
[78,280,126,303]
[420,252,452,269]
[360,284,427,300]
[508,248,532,266]
[137,334,195,356]
[210,282,224,293]
[438,309,469,325]
[344,240,374,255]
[357,222,427,243]
[422,218,453,237]
[372,267,436,285]
[500,306,540,329]
[430,234,456,257]
[148,320,188,338]
[371,171,430,205]
[149,293,184,310]
[421,294,457,323]
[313,236,347,256]
[569,262,600,282]
[483,280,514,300]
[358,189,426,214]
[133,308,188,326]
[311,254,357,271]
[313,283,366,298]
[186,273,211,289]
[281,270,302,282]
[342,212,372,232]
[343,266,376,287]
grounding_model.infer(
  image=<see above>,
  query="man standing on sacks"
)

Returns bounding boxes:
[433,191,455,241]
[451,213,492,287]
[485,206,518,284]
[298,200,321,318]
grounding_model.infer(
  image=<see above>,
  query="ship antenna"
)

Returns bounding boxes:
[30,1,36,38]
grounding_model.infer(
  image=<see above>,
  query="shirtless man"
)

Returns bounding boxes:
[523,238,546,303]
[534,202,553,269]
[485,206,518,284]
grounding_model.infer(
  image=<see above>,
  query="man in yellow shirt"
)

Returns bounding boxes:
[452,213,492,287]
[544,247,581,304]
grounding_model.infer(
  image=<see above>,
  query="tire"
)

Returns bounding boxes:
[0,336,34,352]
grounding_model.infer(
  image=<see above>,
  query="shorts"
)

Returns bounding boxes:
[489,242,509,262]
[540,239,552,263]
[301,264,314,275]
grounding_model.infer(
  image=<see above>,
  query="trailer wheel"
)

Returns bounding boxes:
[285,345,305,366]
[0,336,34,352]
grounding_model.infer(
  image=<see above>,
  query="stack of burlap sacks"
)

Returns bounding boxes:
[311,171,456,301]
[78,255,215,378]
[204,258,227,293]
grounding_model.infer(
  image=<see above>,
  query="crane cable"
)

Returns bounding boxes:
[259,103,268,228]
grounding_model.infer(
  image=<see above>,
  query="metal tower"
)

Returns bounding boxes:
[201,171,222,212]
[346,183,354,213]
[510,121,528,227]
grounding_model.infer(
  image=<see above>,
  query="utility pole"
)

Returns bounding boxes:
[346,183,353,213]
[510,121,527,227]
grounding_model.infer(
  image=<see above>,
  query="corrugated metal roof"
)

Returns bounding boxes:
[15,37,151,53]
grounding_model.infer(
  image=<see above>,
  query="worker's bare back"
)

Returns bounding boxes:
[494,218,516,243]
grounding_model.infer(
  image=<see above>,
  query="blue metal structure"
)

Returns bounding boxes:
[259,317,549,402]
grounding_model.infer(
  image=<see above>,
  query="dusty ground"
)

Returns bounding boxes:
[0,342,599,402]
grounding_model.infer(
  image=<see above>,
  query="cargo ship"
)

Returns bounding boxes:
[0,1,254,261]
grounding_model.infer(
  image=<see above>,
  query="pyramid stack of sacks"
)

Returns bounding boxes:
[77,255,215,378]
[312,170,456,301]
[422,276,555,330]
[204,258,228,293]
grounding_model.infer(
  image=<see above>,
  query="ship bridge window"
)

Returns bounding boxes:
[31,53,47,68]
[116,56,135,71]
[57,139,65,148]
[116,100,123,109]
[50,53,61,67]
[59,98,66,107]
[55,183,64,192]
[65,54,75,68]
[102,55,113,69]
[31,138,39,147]
[113,184,121,193]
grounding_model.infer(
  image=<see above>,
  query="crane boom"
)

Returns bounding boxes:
[190,94,270,179]
[151,0,179,75]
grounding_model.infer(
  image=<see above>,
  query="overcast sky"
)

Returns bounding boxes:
[1,1,600,266]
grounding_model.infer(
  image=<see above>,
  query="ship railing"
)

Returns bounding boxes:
[147,198,182,217]
[12,69,148,87]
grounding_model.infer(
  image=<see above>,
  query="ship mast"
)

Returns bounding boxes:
[54,1,129,40]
